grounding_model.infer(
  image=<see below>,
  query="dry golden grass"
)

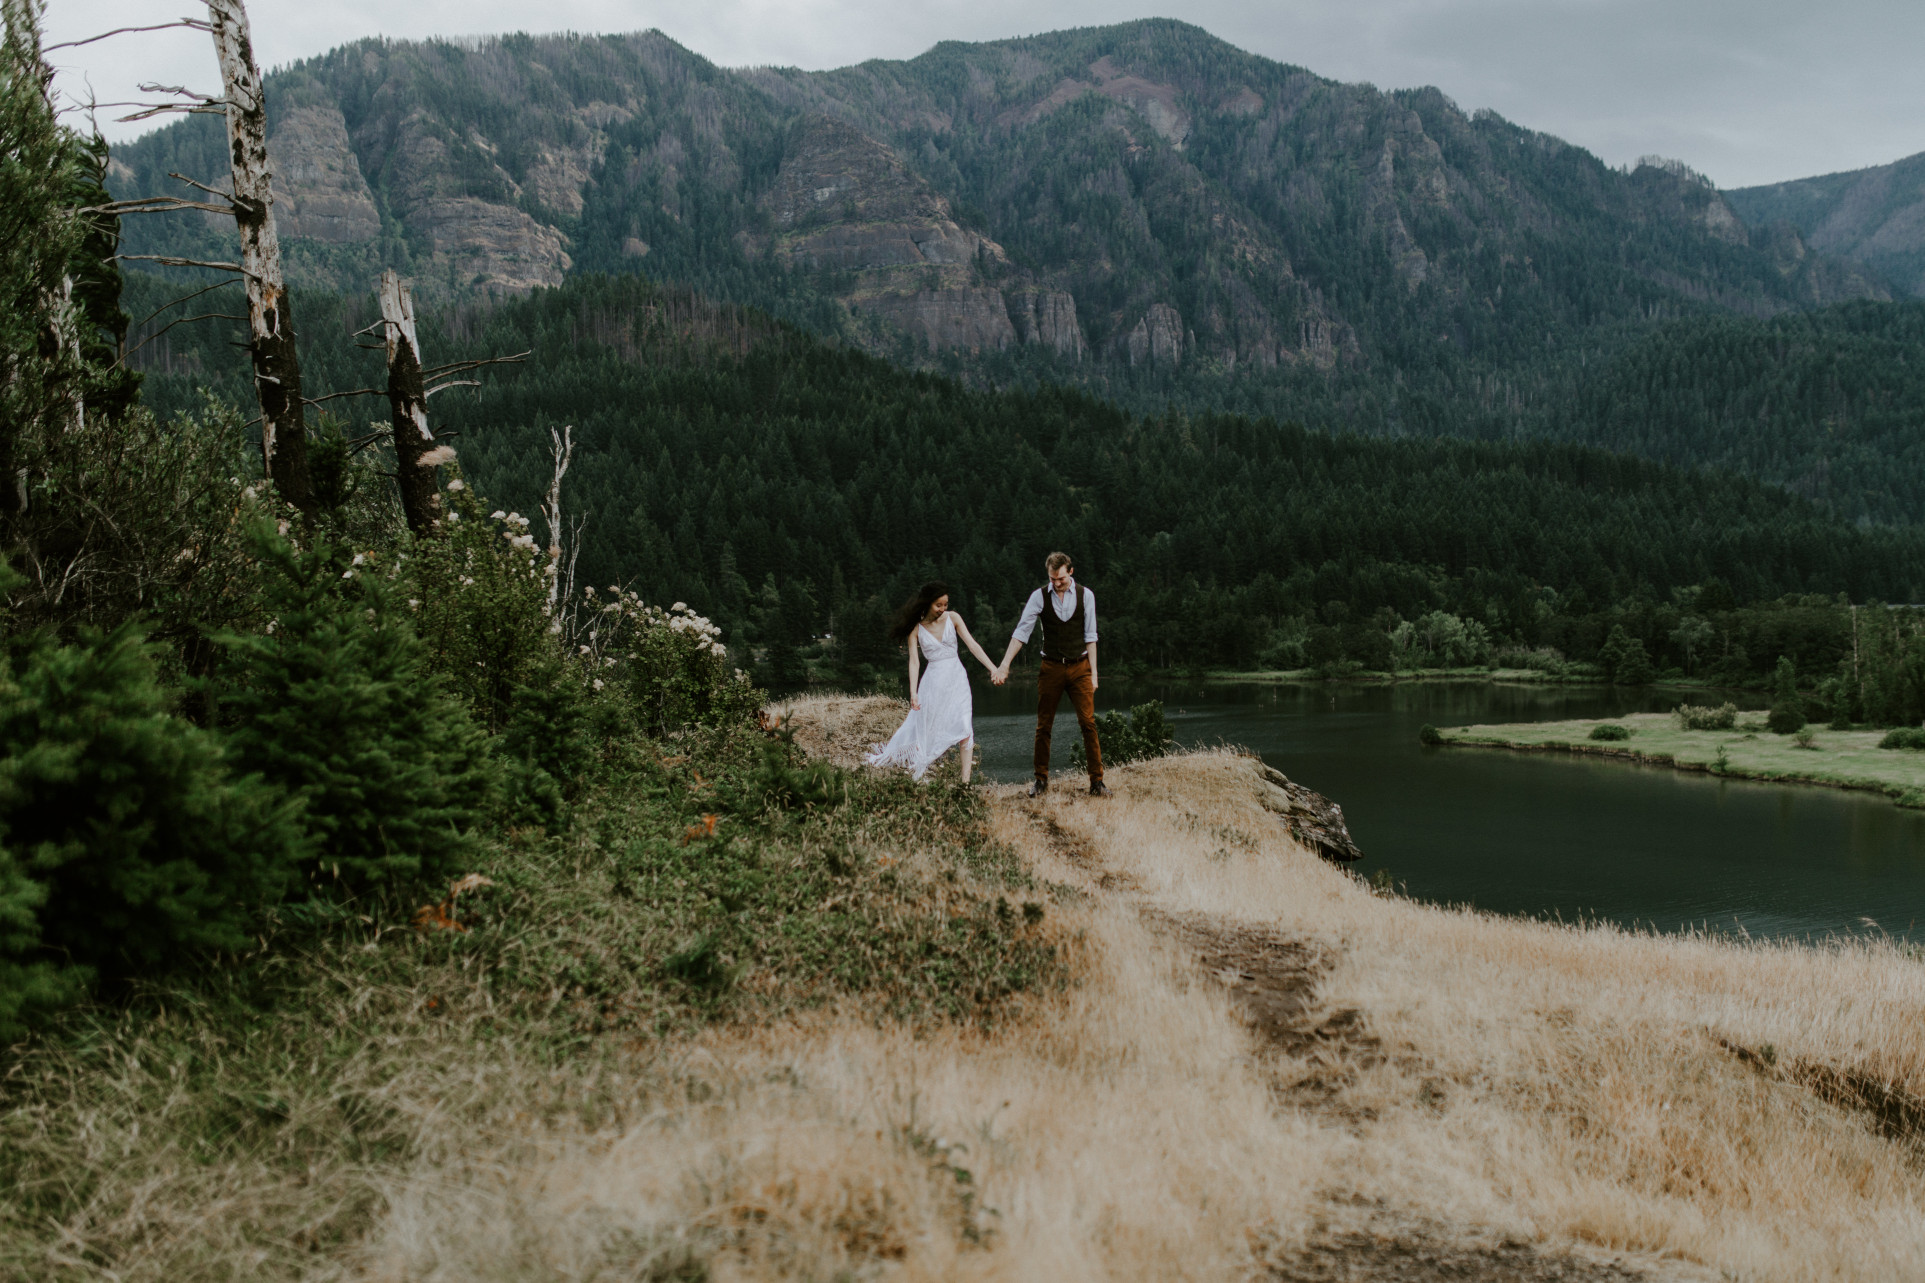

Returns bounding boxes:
[335,709,1925,1280]
[12,697,1923,1280]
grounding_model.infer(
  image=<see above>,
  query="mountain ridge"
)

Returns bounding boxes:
[109,19,1888,377]
[1727,149,1925,300]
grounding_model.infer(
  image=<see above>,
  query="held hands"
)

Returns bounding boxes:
[990,665,1008,686]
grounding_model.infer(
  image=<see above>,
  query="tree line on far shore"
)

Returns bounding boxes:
[129,270,1925,712]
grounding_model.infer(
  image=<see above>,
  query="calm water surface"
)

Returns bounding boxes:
[968,678,1925,942]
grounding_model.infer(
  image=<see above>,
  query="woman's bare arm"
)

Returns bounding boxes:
[951,615,997,674]
[908,629,922,708]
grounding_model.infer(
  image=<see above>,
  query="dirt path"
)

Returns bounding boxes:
[1014,797,1688,1283]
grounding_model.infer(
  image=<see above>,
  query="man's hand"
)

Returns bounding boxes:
[991,666,1008,685]
[1091,675,1099,690]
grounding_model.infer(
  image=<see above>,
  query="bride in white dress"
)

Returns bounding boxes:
[864,581,998,783]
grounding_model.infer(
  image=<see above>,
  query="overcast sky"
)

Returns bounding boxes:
[44,0,1925,190]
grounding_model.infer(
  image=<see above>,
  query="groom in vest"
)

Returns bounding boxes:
[993,552,1109,798]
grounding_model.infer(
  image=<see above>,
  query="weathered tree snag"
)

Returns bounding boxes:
[541,424,574,610]
[206,0,312,512]
[377,270,444,536]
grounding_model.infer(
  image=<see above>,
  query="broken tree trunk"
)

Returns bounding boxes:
[377,270,445,536]
[541,424,574,610]
[206,0,311,513]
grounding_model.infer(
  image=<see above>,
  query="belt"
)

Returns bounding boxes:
[1041,651,1086,666]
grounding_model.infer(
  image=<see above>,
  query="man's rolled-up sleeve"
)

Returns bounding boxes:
[1084,591,1098,644]
[1011,589,1045,644]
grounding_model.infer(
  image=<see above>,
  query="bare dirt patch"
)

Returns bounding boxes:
[1262,1211,1656,1283]
[1144,910,1381,1111]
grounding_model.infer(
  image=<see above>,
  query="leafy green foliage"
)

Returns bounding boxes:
[1878,727,1925,751]
[0,620,308,1037]
[1072,700,1175,770]
[1588,723,1632,741]
[1675,703,1738,731]
[1767,656,1807,735]
[1599,626,1656,685]
[213,530,492,893]
[410,488,555,735]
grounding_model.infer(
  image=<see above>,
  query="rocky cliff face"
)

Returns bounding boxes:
[858,289,1017,352]
[268,106,380,243]
[1009,290,1086,359]
[1124,303,1184,366]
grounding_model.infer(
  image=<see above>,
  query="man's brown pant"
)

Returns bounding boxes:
[1035,657,1102,782]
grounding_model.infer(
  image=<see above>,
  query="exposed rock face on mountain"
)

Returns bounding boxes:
[858,289,1017,352]
[110,20,1892,366]
[1728,151,1925,298]
[1125,303,1184,366]
[414,198,572,291]
[1009,289,1086,359]
[268,106,380,243]
[759,116,1003,278]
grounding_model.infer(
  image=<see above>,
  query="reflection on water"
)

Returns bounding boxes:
[969,677,1925,942]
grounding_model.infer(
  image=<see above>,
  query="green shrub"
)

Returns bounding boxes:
[581,591,762,738]
[1794,728,1818,749]
[1072,701,1175,770]
[1588,722,1632,741]
[0,621,308,1038]
[495,649,614,829]
[1879,727,1925,751]
[411,488,555,734]
[213,530,492,894]
[1766,656,1807,735]
[1675,702,1738,730]
[1418,723,1443,746]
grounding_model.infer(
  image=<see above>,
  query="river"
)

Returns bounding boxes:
[968,678,1925,942]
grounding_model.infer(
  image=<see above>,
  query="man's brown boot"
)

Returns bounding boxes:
[1028,777,1048,798]
[1089,781,1113,798]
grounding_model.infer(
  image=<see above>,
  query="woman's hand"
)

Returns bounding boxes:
[910,697,921,710]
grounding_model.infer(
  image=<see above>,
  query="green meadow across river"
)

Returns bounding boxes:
[1436,713,1925,805]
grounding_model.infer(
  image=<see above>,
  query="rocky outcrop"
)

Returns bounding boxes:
[1369,137,1431,291]
[268,106,381,243]
[859,289,1016,352]
[761,115,1009,282]
[765,115,945,230]
[413,198,571,291]
[1125,303,1184,366]
[785,221,984,271]
[1007,289,1086,359]
[1254,763,1362,864]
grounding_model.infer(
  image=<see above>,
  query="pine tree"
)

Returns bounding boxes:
[0,614,308,1037]
[213,530,494,892]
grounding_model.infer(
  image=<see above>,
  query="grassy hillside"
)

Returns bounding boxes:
[9,704,1922,1280]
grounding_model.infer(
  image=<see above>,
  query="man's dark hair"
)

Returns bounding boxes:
[1044,552,1072,573]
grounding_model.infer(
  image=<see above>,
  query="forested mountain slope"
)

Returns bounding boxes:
[122,272,1925,681]
[1728,150,1925,300]
[110,20,1884,376]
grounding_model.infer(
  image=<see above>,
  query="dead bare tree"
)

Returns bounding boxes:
[541,424,579,613]
[378,270,444,535]
[205,0,312,512]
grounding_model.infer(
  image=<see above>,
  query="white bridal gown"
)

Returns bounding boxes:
[865,615,973,780]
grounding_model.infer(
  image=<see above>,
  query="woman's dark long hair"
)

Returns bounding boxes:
[888,581,950,644]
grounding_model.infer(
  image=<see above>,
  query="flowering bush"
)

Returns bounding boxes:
[410,483,554,734]
[574,589,761,738]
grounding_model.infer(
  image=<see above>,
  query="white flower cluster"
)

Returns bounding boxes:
[569,587,734,664]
